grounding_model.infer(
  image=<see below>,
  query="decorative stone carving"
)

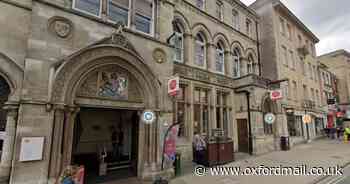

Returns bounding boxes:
[153,48,167,63]
[48,16,73,38]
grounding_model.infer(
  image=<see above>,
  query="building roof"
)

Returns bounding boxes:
[250,0,319,43]
[229,0,260,19]
[318,49,350,58]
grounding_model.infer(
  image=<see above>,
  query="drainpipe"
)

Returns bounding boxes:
[236,90,253,155]
[255,21,262,76]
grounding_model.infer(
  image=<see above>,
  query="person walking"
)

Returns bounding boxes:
[344,126,350,143]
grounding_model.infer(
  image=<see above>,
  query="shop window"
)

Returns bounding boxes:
[73,0,102,17]
[108,0,130,25]
[216,91,230,136]
[193,88,209,135]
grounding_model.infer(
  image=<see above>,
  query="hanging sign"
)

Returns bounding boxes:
[168,76,180,96]
[302,114,312,124]
[270,89,283,101]
[142,110,156,124]
[264,113,276,124]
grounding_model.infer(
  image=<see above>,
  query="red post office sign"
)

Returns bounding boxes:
[270,89,283,101]
[168,76,180,97]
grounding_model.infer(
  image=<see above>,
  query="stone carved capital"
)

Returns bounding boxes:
[3,102,19,117]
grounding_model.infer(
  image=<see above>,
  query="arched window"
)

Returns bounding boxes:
[247,54,254,74]
[233,48,241,78]
[172,21,184,63]
[215,42,225,73]
[195,33,206,67]
[0,76,10,132]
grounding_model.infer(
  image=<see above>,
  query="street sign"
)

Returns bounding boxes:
[270,89,283,101]
[302,114,312,124]
[168,76,180,96]
[142,110,156,124]
[264,113,276,124]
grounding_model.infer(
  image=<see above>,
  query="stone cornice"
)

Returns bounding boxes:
[1,0,32,11]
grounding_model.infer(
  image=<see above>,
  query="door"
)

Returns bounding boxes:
[237,119,249,153]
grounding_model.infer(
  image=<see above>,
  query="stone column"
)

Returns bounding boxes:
[0,102,19,181]
[225,51,233,76]
[207,43,216,72]
[48,105,66,180]
[183,34,193,65]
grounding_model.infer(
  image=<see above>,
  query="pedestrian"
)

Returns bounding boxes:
[344,126,350,143]
[193,131,206,164]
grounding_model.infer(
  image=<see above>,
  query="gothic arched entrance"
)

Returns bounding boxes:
[49,40,161,183]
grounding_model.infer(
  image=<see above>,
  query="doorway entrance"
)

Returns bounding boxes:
[237,119,249,153]
[71,107,140,184]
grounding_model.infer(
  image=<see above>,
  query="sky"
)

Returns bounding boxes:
[241,0,350,56]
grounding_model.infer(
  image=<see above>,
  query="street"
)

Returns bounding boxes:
[171,138,350,184]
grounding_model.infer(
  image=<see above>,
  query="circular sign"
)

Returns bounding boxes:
[264,113,276,124]
[142,110,156,124]
[302,114,312,124]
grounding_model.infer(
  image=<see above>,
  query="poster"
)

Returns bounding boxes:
[164,125,179,162]
[19,137,45,162]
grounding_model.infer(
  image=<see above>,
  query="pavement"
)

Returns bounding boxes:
[170,138,350,184]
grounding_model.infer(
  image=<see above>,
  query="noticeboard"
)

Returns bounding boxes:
[19,137,45,162]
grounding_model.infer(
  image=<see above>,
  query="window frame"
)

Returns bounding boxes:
[134,0,155,36]
[107,0,131,27]
[72,0,103,18]
[233,48,241,78]
[194,33,207,68]
[215,42,225,74]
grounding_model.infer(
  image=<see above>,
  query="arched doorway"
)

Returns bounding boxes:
[0,76,10,153]
[50,43,161,183]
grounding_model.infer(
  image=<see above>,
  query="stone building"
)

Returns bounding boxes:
[319,50,350,105]
[0,0,278,183]
[318,63,338,128]
[251,0,327,145]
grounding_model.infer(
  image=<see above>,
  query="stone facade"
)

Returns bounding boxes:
[251,0,327,145]
[319,50,350,105]
[0,0,328,183]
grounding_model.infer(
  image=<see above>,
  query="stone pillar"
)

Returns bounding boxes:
[183,34,193,65]
[225,51,233,77]
[207,43,216,72]
[0,102,19,181]
[48,105,66,181]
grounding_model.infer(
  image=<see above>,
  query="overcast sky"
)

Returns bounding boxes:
[241,0,350,56]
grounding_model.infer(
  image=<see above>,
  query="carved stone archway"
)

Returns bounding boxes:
[49,32,162,181]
